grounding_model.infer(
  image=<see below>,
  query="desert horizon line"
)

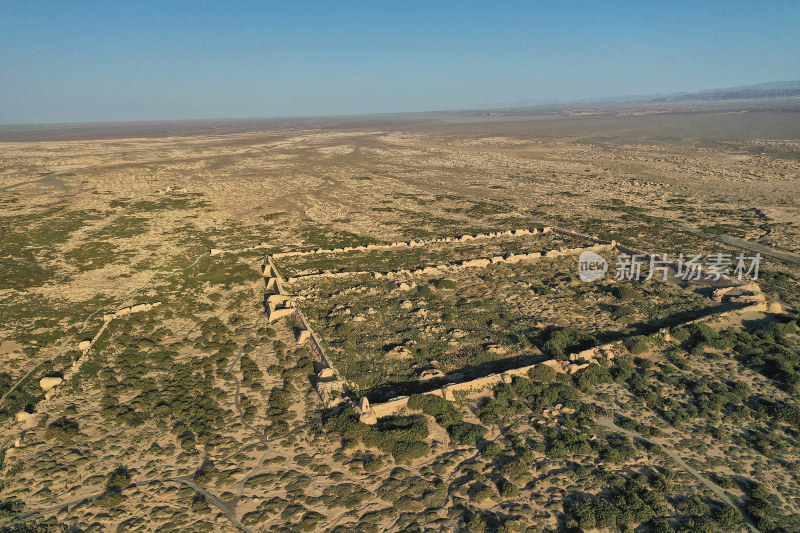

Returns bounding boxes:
[2,79,799,129]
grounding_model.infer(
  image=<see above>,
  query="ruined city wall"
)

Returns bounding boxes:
[293,308,338,372]
[286,242,616,284]
[266,256,287,295]
[11,301,163,448]
[273,227,544,260]
[266,228,782,424]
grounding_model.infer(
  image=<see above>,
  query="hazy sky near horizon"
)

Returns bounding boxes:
[1,1,799,124]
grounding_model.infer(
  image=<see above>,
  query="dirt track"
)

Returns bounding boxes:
[596,416,760,533]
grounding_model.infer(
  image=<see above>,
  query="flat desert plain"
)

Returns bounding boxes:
[1,101,799,532]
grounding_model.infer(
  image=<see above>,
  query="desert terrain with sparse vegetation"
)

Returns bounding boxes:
[1,103,799,532]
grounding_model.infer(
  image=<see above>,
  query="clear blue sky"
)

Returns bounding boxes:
[1,1,798,124]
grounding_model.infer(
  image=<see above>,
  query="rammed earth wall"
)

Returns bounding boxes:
[264,227,782,423]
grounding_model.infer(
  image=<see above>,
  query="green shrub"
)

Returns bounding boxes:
[0,500,24,518]
[542,327,596,360]
[528,363,557,383]
[281,503,307,520]
[179,430,196,451]
[392,440,430,462]
[476,377,581,426]
[269,387,292,411]
[436,279,457,290]
[324,408,370,443]
[649,517,675,533]
[408,394,462,428]
[481,442,503,457]
[671,326,691,342]
[566,473,676,530]
[95,489,123,508]
[299,511,326,531]
[240,355,263,384]
[730,317,800,391]
[615,285,642,301]
[714,506,743,528]
[191,494,211,513]
[448,422,487,445]
[497,478,520,498]
[45,417,79,442]
[691,324,718,344]
[498,459,529,480]
[471,484,495,502]
[106,466,131,491]
[611,356,635,382]
[624,336,651,355]
[674,495,709,516]
[467,513,487,533]
[771,401,800,425]
[575,364,613,391]
[326,410,431,462]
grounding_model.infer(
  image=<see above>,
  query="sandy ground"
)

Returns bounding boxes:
[0,104,798,532]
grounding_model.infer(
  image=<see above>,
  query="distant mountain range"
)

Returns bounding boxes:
[644,81,800,103]
[496,81,800,110]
